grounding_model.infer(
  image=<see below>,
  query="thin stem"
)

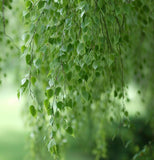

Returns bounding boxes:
[101,15,113,52]
[2,0,5,34]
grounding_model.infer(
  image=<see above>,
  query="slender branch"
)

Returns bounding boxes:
[121,14,125,31]
[1,0,20,51]
[101,15,113,52]
[28,11,44,48]
[2,0,5,34]
[119,45,124,100]
[114,15,121,34]
[94,0,113,51]
[5,34,20,51]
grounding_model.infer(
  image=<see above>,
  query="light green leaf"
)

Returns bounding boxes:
[31,76,36,85]
[77,43,85,55]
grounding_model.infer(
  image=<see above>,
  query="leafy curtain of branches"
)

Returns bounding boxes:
[0,0,154,159]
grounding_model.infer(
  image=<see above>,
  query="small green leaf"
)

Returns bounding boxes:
[34,33,39,45]
[57,101,63,110]
[92,61,98,70]
[110,117,113,122]
[66,126,73,134]
[17,90,20,99]
[26,0,32,9]
[48,139,56,152]
[77,43,85,55]
[119,92,123,99]
[46,88,53,98]
[26,54,32,65]
[38,1,46,9]
[66,72,72,81]
[31,76,36,85]
[55,87,61,96]
[44,99,50,110]
[66,99,73,108]
[108,54,115,66]
[114,90,117,97]
[137,90,141,94]
[48,37,54,44]
[21,79,29,94]
[21,45,26,53]
[29,105,36,117]
[124,111,128,117]
[47,108,53,115]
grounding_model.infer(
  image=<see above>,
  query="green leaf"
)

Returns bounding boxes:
[44,99,50,110]
[48,37,56,44]
[46,88,53,99]
[66,99,73,108]
[17,89,20,99]
[31,76,36,85]
[66,126,73,134]
[114,90,117,97]
[77,43,85,55]
[108,54,115,66]
[48,139,56,152]
[57,101,63,110]
[47,108,53,115]
[38,1,46,9]
[26,54,32,65]
[124,111,128,117]
[110,117,113,122]
[21,45,26,53]
[143,5,150,13]
[55,87,61,96]
[92,61,98,70]
[29,105,36,117]
[66,72,72,81]
[26,0,32,9]
[34,33,39,45]
[21,79,29,94]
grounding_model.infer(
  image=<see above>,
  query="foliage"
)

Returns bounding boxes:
[0,0,154,159]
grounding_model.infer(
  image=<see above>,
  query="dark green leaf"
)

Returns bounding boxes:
[26,54,32,65]
[55,87,61,96]
[114,90,117,97]
[29,105,36,117]
[66,72,72,81]
[38,1,46,9]
[66,126,73,134]
[57,101,63,110]
[46,88,53,98]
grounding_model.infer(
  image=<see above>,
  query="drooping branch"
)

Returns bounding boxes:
[2,0,5,34]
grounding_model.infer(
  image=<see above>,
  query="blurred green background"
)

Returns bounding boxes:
[0,75,27,160]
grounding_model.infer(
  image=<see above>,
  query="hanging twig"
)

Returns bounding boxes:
[2,0,5,34]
